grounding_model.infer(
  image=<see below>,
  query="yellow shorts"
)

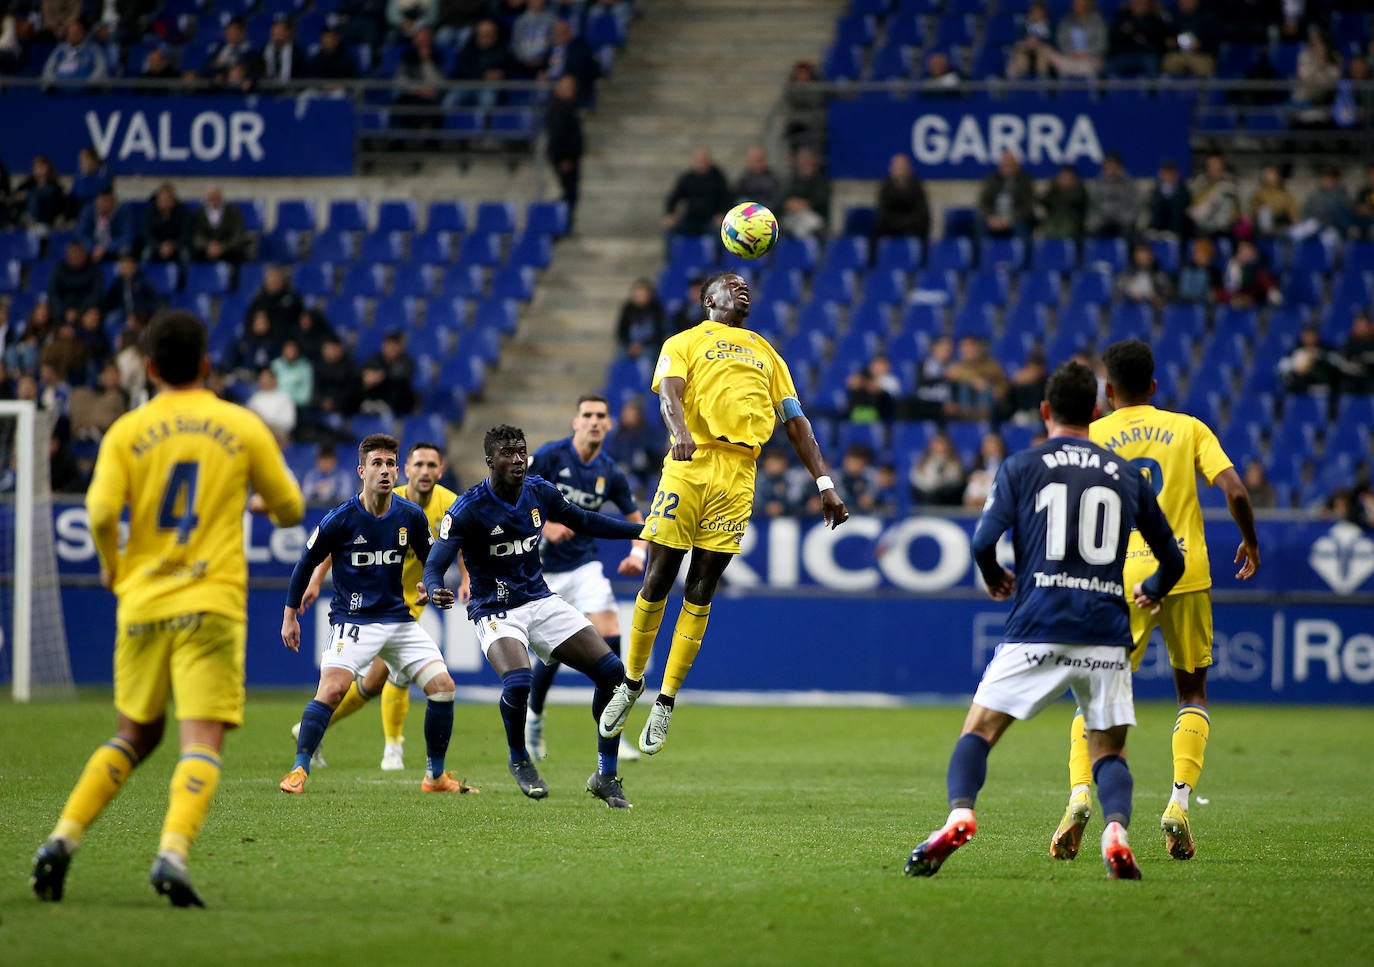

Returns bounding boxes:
[642,443,757,554]
[113,612,247,726]
[1128,588,1214,674]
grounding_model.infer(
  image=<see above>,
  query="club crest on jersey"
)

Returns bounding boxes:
[531,509,541,528]
[398,527,408,547]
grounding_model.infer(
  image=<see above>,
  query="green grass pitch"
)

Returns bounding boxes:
[1,693,1370,966]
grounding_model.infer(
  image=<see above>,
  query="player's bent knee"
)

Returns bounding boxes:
[413,660,452,694]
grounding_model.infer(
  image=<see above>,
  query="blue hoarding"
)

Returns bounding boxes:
[827,93,1192,179]
[0,92,354,176]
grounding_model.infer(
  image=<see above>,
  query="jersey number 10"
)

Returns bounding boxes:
[1034,482,1122,566]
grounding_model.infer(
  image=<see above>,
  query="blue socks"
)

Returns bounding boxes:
[604,634,622,659]
[947,733,991,809]
[1093,754,1134,828]
[590,652,626,776]
[424,694,454,778]
[499,667,533,763]
[529,658,558,716]
[294,700,333,773]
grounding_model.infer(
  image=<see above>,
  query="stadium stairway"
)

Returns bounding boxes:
[449,0,843,485]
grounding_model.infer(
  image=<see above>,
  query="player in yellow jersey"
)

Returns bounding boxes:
[1050,339,1259,863]
[598,272,848,754]
[293,441,468,770]
[31,310,305,907]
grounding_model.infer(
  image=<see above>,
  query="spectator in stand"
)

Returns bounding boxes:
[1049,0,1107,79]
[1006,1,1056,80]
[436,0,489,46]
[16,155,67,234]
[1218,238,1278,307]
[542,17,600,102]
[977,150,1034,242]
[1298,164,1353,238]
[664,146,732,242]
[388,0,438,39]
[872,465,900,515]
[962,431,1008,510]
[510,0,557,76]
[113,327,148,407]
[947,335,1009,421]
[1278,325,1341,395]
[546,75,584,231]
[76,190,132,263]
[1105,0,1167,78]
[1241,461,1277,510]
[1249,165,1299,237]
[360,330,417,416]
[0,9,21,74]
[301,444,356,506]
[1161,0,1218,78]
[102,250,160,324]
[1322,488,1370,527]
[1145,159,1191,238]
[735,146,783,214]
[835,443,881,515]
[669,274,705,334]
[246,367,297,444]
[42,19,109,84]
[1217,0,1283,46]
[311,337,361,429]
[1188,151,1240,238]
[141,184,190,264]
[754,446,808,518]
[1340,310,1374,394]
[140,45,180,83]
[921,50,962,92]
[782,60,827,156]
[260,17,304,85]
[1116,241,1173,308]
[616,278,666,360]
[873,153,930,244]
[68,361,128,441]
[5,323,43,378]
[604,395,662,497]
[337,0,388,49]
[75,306,112,382]
[48,241,104,324]
[1006,347,1049,426]
[289,306,336,362]
[451,17,511,108]
[40,332,83,396]
[1086,152,1139,238]
[271,339,314,409]
[846,357,900,425]
[1038,165,1088,240]
[247,265,302,334]
[910,432,966,507]
[779,147,831,241]
[394,25,444,128]
[231,311,281,382]
[207,17,260,84]
[1292,26,1342,128]
[68,147,112,219]
[1175,237,1219,304]
[1352,163,1374,239]
[908,333,955,420]
[190,186,248,263]
[305,27,358,85]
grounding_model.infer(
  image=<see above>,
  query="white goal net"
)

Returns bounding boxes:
[0,401,73,700]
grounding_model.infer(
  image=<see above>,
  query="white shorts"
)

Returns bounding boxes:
[472,595,593,664]
[544,561,617,615]
[972,642,1136,731]
[321,619,445,682]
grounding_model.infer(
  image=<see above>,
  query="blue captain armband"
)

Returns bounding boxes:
[780,397,804,420]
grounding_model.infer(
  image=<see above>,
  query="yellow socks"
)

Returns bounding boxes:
[1172,704,1210,800]
[626,593,667,682]
[661,602,711,697]
[381,680,410,745]
[1068,709,1093,790]
[52,737,141,847]
[158,744,222,860]
[329,680,372,725]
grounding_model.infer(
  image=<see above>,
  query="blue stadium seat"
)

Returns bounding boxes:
[1067,268,1112,306]
[439,264,485,300]
[756,268,803,305]
[216,294,249,332]
[235,262,265,296]
[952,303,995,340]
[473,296,518,335]
[426,201,467,234]
[326,199,368,234]
[942,207,977,238]
[964,268,1009,307]
[26,259,54,294]
[1282,271,1323,309]
[275,198,317,233]
[290,263,334,303]
[1084,237,1128,272]
[410,231,453,265]
[849,299,892,337]
[893,420,933,459]
[771,236,820,274]
[912,268,959,305]
[184,261,231,296]
[310,229,354,262]
[324,295,365,332]
[257,228,301,262]
[235,199,266,234]
[993,327,1036,370]
[1016,269,1062,307]
[359,231,404,263]
[983,14,1019,49]
[390,264,435,297]
[933,16,974,48]
[861,269,908,305]
[979,236,1025,271]
[0,259,20,294]
[1198,333,1246,383]
[874,237,922,272]
[822,236,869,271]
[1332,268,1372,307]
[822,42,862,81]
[1148,237,1180,273]
[473,201,518,237]
[457,233,503,268]
[668,234,716,270]
[946,421,988,467]
[870,42,913,81]
[373,295,420,329]
[426,297,468,331]
[525,201,569,238]
[491,265,535,302]
[1004,298,1050,339]
[490,110,537,140]
[811,267,857,305]
[1049,303,1101,359]
[899,303,942,338]
[1032,238,1077,272]
[835,13,877,49]
[843,207,878,237]
[838,421,888,454]
[1107,301,1151,344]
[1213,305,1259,341]
[1327,419,1368,462]
[969,42,1009,81]
[145,262,180,296]
[340,263,385,298]
[508,233,553,270]
[927,238,974,272]
[0,230,40,263]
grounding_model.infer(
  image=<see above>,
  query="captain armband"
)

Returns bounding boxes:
[780,397,804,420]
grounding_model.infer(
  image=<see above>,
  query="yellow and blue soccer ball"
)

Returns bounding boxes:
[720,202,779,259]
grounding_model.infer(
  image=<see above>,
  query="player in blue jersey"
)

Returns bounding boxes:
[525,394,648,762]
[278,433,477,796]
[903,362,1186,880]
[423,425,644,808]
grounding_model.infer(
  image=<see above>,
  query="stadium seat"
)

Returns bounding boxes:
[0,230,39,263]
[834,13,877,49]
[439,264,484,300]
[822,236,869,272]
[811,267,856,305]
[822,42,862,81]
[1016,269,1062,307]
[1032,238,1077,272]
[372,199,418,235]
[979,237,1025,271]
[870,42,913,81]
[457,233,503,268]
[292,262,335,299]
[942,207,977,238]
[359,231,404,263]
[410,231,453,265]
[491,265,535,302]
[952,303,996,340]
[184,261,231,296]
[927,238,974,272]
[1332,269,1372,308]
[235,199,266,234]
[1281,271,1323,309]
[1084,237,1128,272]
[374,295,420,329]
[508,233,553,270]
[912,268,959,305]
[756,268,803,305]
[1107,301,1151,344]
[426,201,467,234]
[843,207,878,237]
[324,295,365,333]
[257,228,301,262]
[1214,305,1259,341]
[0,259,20,294]
[964,268,1009,307]
[473,201,518,237]
[275,198,317,233]
[340,263,385,298]
[525,201,569,238]
[1067,268,1112,306]
[145,262,180,296]
[771,236,820,274]
[1004,298,1051,339]
[873,237,922,272]
[310,229,354,263]
[900,303,943,339]
[326,199,368,234]
[993,327,1036,370]
[861,269,908,305]
[1148,237,1180,273]
[390,264,435,297]
[473,296,518,335]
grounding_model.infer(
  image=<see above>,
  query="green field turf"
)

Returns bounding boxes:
[1,693,1370,966]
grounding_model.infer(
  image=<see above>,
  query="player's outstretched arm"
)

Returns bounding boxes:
[1213,467,1260,580]
[783,409,848,529]
[551,501,645,541]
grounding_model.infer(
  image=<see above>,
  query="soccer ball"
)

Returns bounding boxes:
[720,202,779,259]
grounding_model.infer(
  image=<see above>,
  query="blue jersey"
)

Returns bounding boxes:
[529,437,639,574]
[971,436,1184,647]
[423,474,644,620]
[286,494,432,625]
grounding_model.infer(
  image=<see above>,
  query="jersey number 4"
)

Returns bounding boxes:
[1035,482,1122,566]
[157,462,201,545]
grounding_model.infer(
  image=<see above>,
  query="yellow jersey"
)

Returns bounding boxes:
[394,482,458,620]
[1090,403,1233,595]
[86,388,305,623]
[652,321,800,456]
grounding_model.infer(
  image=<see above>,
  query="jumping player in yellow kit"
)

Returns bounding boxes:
[597,272,849,755]
[31,310,305,907]
[1050,339,1260,863]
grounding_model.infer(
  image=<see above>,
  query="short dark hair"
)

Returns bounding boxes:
[146,310,206,386]
[483,424,525,458]
[406,440,444,460]
[358,433,400,465]
[699,272,728,310]
[1103,339,1154,398]
[576,393,609,410]
[1045,361,1098,427]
